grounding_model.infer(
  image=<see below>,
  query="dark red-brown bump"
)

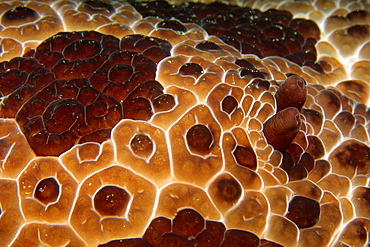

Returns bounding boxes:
[347,25,369,39]
[280,151,295,171]
[43,99,84,134]
[157,19,188,33]
[152,94,176,112]
[263,107,302,151]
[1,6,40,26]
[240,67,265,78]
[98,238,151,247]
[34,177,60,205]
[179,63,203,77]
[286,163,308,181]
[235,59,254,68]
[186,124,213,155]
[289,19,321,41]
[81,0,115,14]
[285,196,320,228]
[123,98,153,121]
[215,176,242,203]
[330,140,370,177]
[158,232,197,246]
[195,220,226,247]
[302,109,324,134]
[306,135,325,159]
[222,95,238,114]
[63,39,102,61]
[94,186,130,217]
[108,64,133,83]
[196,41,222,51]
[143,217,172,246]
[221,229,260,247]
[233,146,257,170]
[285,143,304,164]
[298,152,315,172]
[78,129,111,144]
[173,208,205,238]
[142,46,171,63]
[0,69,27,96]
[260,239,284,247]
[275,75,307,112]
[346,10,370,21]
[130,134,153,158]
[221,37,241,51]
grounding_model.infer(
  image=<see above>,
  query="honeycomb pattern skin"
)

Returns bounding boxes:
[0,0,369,246]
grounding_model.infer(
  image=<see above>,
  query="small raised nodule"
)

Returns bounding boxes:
[130,134,154,158]
[34,177,60,205]
[186,124,213,155]
[221,95,238,114]
[285,195,320,229]
[233,146,257,170]
[179,63,204,77]
[94,185,130,217]
[1,6,40,26]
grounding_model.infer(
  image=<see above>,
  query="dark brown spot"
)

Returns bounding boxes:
[158,232,197,246]
[196,41,222,51]
[94,186,130,217]
[179,63,203,77]
[34,177,59,205]
[108,64,133,83]
[152,94,176,112]
[1,6,40,26]
[63,39,102,61]
[286,163,308,181]
[81,0,115,14]
[346,10,370,22]
[280,151,295,171]
[233,146,257,170]
[306,135,325,159]
[143,217,172,246]
[173,209,204,238]
[240,67,265,78]
[130,134,153,158]
[286,143,304,164]
[221,229,260,247]
[328,139,370,178]
[195,221,226,247]
[289,19,321,41]
[304,61,324,73]
[315,89,341,119]
[301,109,324,135]
[222,96,238,114]
[157,19,187,33]
[285,196,320,229]
[214,174,242,203]
[43,99,84,134]
[347,25,369,39]
[78,129,111,144]
[235,59,254,68]
[298,152,315,172]
[260,239,284,247]
[221,37,241,51]
[186,124,213,155]
[123,98,153,121]
[98,238,151,247]
[350,187,370,218]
